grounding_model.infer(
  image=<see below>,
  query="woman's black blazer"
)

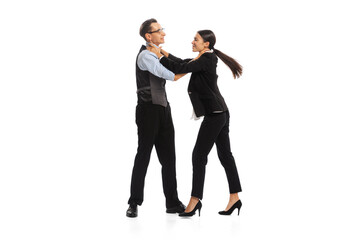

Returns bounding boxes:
[160,52,228,117]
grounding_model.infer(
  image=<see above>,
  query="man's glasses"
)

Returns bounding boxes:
[148,28,165,34]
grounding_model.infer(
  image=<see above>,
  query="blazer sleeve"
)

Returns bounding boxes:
[160,55,208,74]
[168,53,192,63]
[168,53,187,63]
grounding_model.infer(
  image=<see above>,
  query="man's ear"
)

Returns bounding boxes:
[145,33,151,42]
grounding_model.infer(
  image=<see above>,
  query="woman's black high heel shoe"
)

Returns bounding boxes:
[179,201,202,217]
[218,199,242,216]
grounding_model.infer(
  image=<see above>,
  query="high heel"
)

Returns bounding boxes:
[218,199,242,216]
[179,200,202,217]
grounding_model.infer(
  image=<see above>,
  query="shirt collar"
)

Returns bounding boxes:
[146,42,160,48]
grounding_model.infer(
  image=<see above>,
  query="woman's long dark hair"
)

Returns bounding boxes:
[197,30,243,79]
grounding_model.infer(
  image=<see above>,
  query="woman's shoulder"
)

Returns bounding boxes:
[200,52,217,61]
[202,52,217,66]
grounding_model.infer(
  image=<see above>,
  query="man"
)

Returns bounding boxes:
[126,18,185,217]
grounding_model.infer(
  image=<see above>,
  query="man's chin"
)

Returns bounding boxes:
[154,41,165,46]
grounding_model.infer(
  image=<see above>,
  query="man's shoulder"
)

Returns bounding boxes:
[138,49,150,57]
[137,46,160,71]
[138,49,157,62]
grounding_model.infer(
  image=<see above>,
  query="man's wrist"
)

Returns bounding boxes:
[160,50,169,57]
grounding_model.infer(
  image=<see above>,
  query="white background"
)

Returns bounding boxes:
[1,0,360,239]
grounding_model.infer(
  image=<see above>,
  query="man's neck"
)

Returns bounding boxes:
[146,42,160,48]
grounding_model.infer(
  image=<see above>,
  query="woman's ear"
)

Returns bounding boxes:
[204,41,210,48]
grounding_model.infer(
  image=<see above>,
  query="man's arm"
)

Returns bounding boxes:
[137,50,175,80]
[174,73,187,81]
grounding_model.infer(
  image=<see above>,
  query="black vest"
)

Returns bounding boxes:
[136,45,168,107]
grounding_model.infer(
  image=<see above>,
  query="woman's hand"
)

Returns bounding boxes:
[147,43,163,59]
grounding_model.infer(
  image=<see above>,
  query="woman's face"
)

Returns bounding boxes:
[192,33,209,52]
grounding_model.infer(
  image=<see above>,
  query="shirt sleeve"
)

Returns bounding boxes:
[137,50,175,81]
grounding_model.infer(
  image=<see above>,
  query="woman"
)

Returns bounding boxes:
[148,30,243,217]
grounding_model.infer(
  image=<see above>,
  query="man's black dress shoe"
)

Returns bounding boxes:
[126,204,138,218]
[166,202,186,213]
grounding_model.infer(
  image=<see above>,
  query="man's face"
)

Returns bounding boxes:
[145,22,166,46]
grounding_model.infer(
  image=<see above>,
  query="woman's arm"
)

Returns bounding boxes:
[168,53,192,63]
[160,53,207,74]
[147,44,207,74]
[165,49,192,63]
[148,44,191,63]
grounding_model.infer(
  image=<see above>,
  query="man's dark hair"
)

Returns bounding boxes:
[139,18,157,41]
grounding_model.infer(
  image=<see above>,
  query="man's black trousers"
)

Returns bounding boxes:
[128,103,180,208]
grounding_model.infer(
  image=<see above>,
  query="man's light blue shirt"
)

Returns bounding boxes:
[137,44,175,81]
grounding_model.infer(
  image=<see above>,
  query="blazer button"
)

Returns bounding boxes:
[188,91,192,94]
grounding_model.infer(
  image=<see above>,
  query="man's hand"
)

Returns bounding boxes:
[160,48,169,58]
[174,73,187,81]
[190,49,207,62]
[147,43,163,59]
